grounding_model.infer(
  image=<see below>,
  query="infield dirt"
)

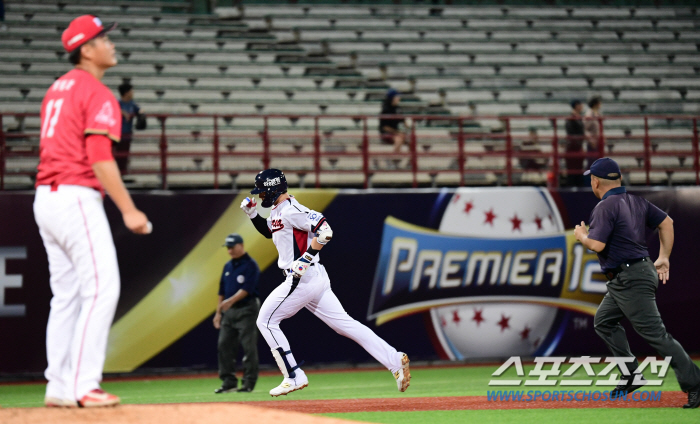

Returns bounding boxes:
[0,392,689,423]
[0,403,370,424]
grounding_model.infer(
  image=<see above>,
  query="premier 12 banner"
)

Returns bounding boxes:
[368,187,607,360]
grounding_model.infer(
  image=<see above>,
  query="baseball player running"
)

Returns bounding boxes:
[34,15,150,408]
[240,169,410,396]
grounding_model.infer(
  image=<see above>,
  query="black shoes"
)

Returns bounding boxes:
[610,374,647,398]
[684,387,700,409]
[214,384,254,394]
[214,385,237,394]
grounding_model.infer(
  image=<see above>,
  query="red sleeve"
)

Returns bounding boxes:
[84,87,121,142]
[85,134,114,164]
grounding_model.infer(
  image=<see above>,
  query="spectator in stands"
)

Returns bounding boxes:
[467,101,477,117]
[517,127,547,171]
[0,0,6,31]
[583,96,603,186]
[116,83,141,175]
[585,95,603,156]
[564,99,586,187]
[378,88,406,168]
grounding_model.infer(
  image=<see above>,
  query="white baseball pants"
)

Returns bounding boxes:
[257,264,404,373]
[34,185,120,401]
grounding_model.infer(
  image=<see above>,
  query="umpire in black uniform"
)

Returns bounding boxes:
[574,158,700,408]
[212,233,261,393]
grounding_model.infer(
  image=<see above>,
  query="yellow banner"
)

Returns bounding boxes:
[104,190,338,372]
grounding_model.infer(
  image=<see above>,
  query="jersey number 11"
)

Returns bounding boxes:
[41,98,64,139]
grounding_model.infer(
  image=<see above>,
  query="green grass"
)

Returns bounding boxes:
[322,409,699,424]
[1,361,697,423]
[3,367,463,407]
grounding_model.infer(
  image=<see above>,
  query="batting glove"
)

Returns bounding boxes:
[240,197,258,219]
[291,252,316,278]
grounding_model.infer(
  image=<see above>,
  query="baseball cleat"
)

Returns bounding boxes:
[78,389,120,407]
[393,352,411,392]
[44,397,78,408]
[269,375,308,397]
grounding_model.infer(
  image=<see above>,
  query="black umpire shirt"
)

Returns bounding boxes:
[218,253,260,305]
[587,187,668,273]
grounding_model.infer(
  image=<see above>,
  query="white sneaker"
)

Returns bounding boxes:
[44,397,78,408]
[269,374,308,397]
[393,352,411,392]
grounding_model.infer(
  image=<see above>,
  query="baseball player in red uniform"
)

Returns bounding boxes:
[241,169,411,396]
[34,15,151,408]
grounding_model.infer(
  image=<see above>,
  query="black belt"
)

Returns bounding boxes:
[230,296,257,309]
[604,257,650,280]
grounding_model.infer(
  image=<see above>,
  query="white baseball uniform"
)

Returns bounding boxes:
[34,68,122,402]
[255,196,405,377]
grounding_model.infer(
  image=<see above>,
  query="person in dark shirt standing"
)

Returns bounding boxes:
[574,158,700,408]
[116,83,141,175]
[564,99,585,187]
[212,233,261,394]
[378,88,406,168]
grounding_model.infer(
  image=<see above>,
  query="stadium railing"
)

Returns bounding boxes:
[1,113,698,190]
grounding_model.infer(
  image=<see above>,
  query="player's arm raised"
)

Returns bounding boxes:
[88,134,150,234]
[241,197,272,238]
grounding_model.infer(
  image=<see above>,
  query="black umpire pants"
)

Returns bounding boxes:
[218,298,260,390]
[594,259,700,392]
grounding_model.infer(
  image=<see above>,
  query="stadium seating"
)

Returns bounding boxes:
[1,1,699,188]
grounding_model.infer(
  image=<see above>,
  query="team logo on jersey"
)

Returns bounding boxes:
[270,218,284,233]
[94,101,116,127]
[264,177,281,187]
[237,275,245,283]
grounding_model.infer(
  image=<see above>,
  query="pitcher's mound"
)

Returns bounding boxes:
[0,403,368,424]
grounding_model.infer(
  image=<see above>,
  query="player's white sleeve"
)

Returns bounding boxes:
[285,205,320,231]
[286,207,331,244]
[306,210,326,233]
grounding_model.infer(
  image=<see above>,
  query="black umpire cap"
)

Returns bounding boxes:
[584,157,621,180]
[223,233,244,247]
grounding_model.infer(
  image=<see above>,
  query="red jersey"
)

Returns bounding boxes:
[36,68,120,192]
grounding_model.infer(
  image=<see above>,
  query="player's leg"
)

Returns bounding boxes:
[43,242,82,406]
[306,265,410,391]
[256,280,305,362]
[613,262,700,394]
[35,187,81,407]
[256,273,321,395]
[62,188,121,405]
[236,299,260,391]
[216,309,240,392]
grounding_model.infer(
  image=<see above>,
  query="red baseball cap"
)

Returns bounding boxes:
[61,15,117,53]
